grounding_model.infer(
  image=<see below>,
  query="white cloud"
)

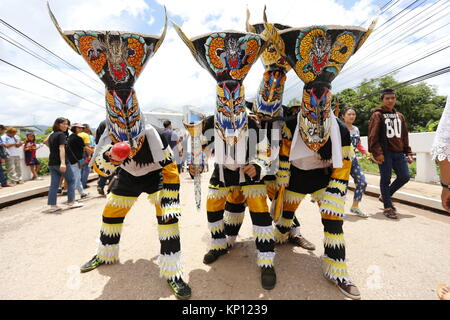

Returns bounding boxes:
[0,0,448,129]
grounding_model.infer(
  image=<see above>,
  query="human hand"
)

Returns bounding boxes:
[105,152,124,166]
[243,164,257,179]
[60,164,67,173]
[189,164,199,177]
[373,154,384,164]
[441,187,450,213]
[407,155,414,164]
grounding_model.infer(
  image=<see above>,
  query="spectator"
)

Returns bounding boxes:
[67,124,89,199]
[24,133,43,181]
[341,107,370,218]
[78,124,94,188]
[368,88,414,219]
[0,125,13,188]
[162,120,183,172]
[46,117,83,213]
[1,127,23,184]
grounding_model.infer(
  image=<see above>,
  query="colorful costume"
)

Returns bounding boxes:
[349,126,368,203]
[173,24,277,289]
[48,5,191,299]
[266,19,376,299]
[222,10,315,251]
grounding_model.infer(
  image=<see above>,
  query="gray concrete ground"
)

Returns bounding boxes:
[0,169,449,300]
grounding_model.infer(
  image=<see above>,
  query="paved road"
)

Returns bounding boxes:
[0,170,449,300]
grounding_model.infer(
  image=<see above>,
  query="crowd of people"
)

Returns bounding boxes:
[0,125,43,188]
[1,89,449,300]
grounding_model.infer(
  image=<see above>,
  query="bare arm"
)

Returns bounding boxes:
[439,160,450,213]
[59,144,67,172]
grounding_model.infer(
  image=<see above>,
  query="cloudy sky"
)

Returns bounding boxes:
[0,0,448,128]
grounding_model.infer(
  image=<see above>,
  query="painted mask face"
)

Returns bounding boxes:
[255,68,286,118]
[48,5,168,156]
[299,86,332,152]
[73,32,156,87]
[106,89,144,156]
[215,81,248,145]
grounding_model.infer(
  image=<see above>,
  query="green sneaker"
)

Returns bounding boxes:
[350,207,369,218]
[80,255,104,273]
[167,277,192,300]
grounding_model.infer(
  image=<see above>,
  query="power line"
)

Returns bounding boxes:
[0,32,104,96]
[338,0,449,78]
[351,0,442,58]
[0,18,102,87]
[346,43,450,91]
[335,16,450,84]
[350,65,450,102]
[0,57,104,109]
[0,81,101,113]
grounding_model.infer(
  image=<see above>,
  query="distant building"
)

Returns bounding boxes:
[143,105,209,131]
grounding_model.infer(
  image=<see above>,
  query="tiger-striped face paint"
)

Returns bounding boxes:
[299,86,332,152]
[106,89,144,156]
[215,81,248,145]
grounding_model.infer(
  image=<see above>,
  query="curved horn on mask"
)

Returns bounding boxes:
[355,15,378,52]
[263,20,285,58]
[171,21,198,57]
[154,6,168,53]
[263,5,268,24]
[47,1,79,54]
[245,8,256,33]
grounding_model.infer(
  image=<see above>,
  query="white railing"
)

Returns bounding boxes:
[360,132,439,183]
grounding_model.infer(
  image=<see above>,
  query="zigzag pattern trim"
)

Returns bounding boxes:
[158,223,180,240]
[223,210,245,226]
[284,190,306,204]
[106,193,137,209]
[161,203,182,220]
[253,225,275,243]
[322,255,349,281]
[274,227,289,244]
[207,187,230,199]
[242,185,267,198]
[321,192,346,208]
[327,180,347,194]
[100,223,123,238]
[211,238,228,250]
[342,146,355,160]
[324,232,346,249]
[208,220,225,235]
[97,243,119,264]
[158,251,184,280]
[256,250,275,267]
[277,216,295,228]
